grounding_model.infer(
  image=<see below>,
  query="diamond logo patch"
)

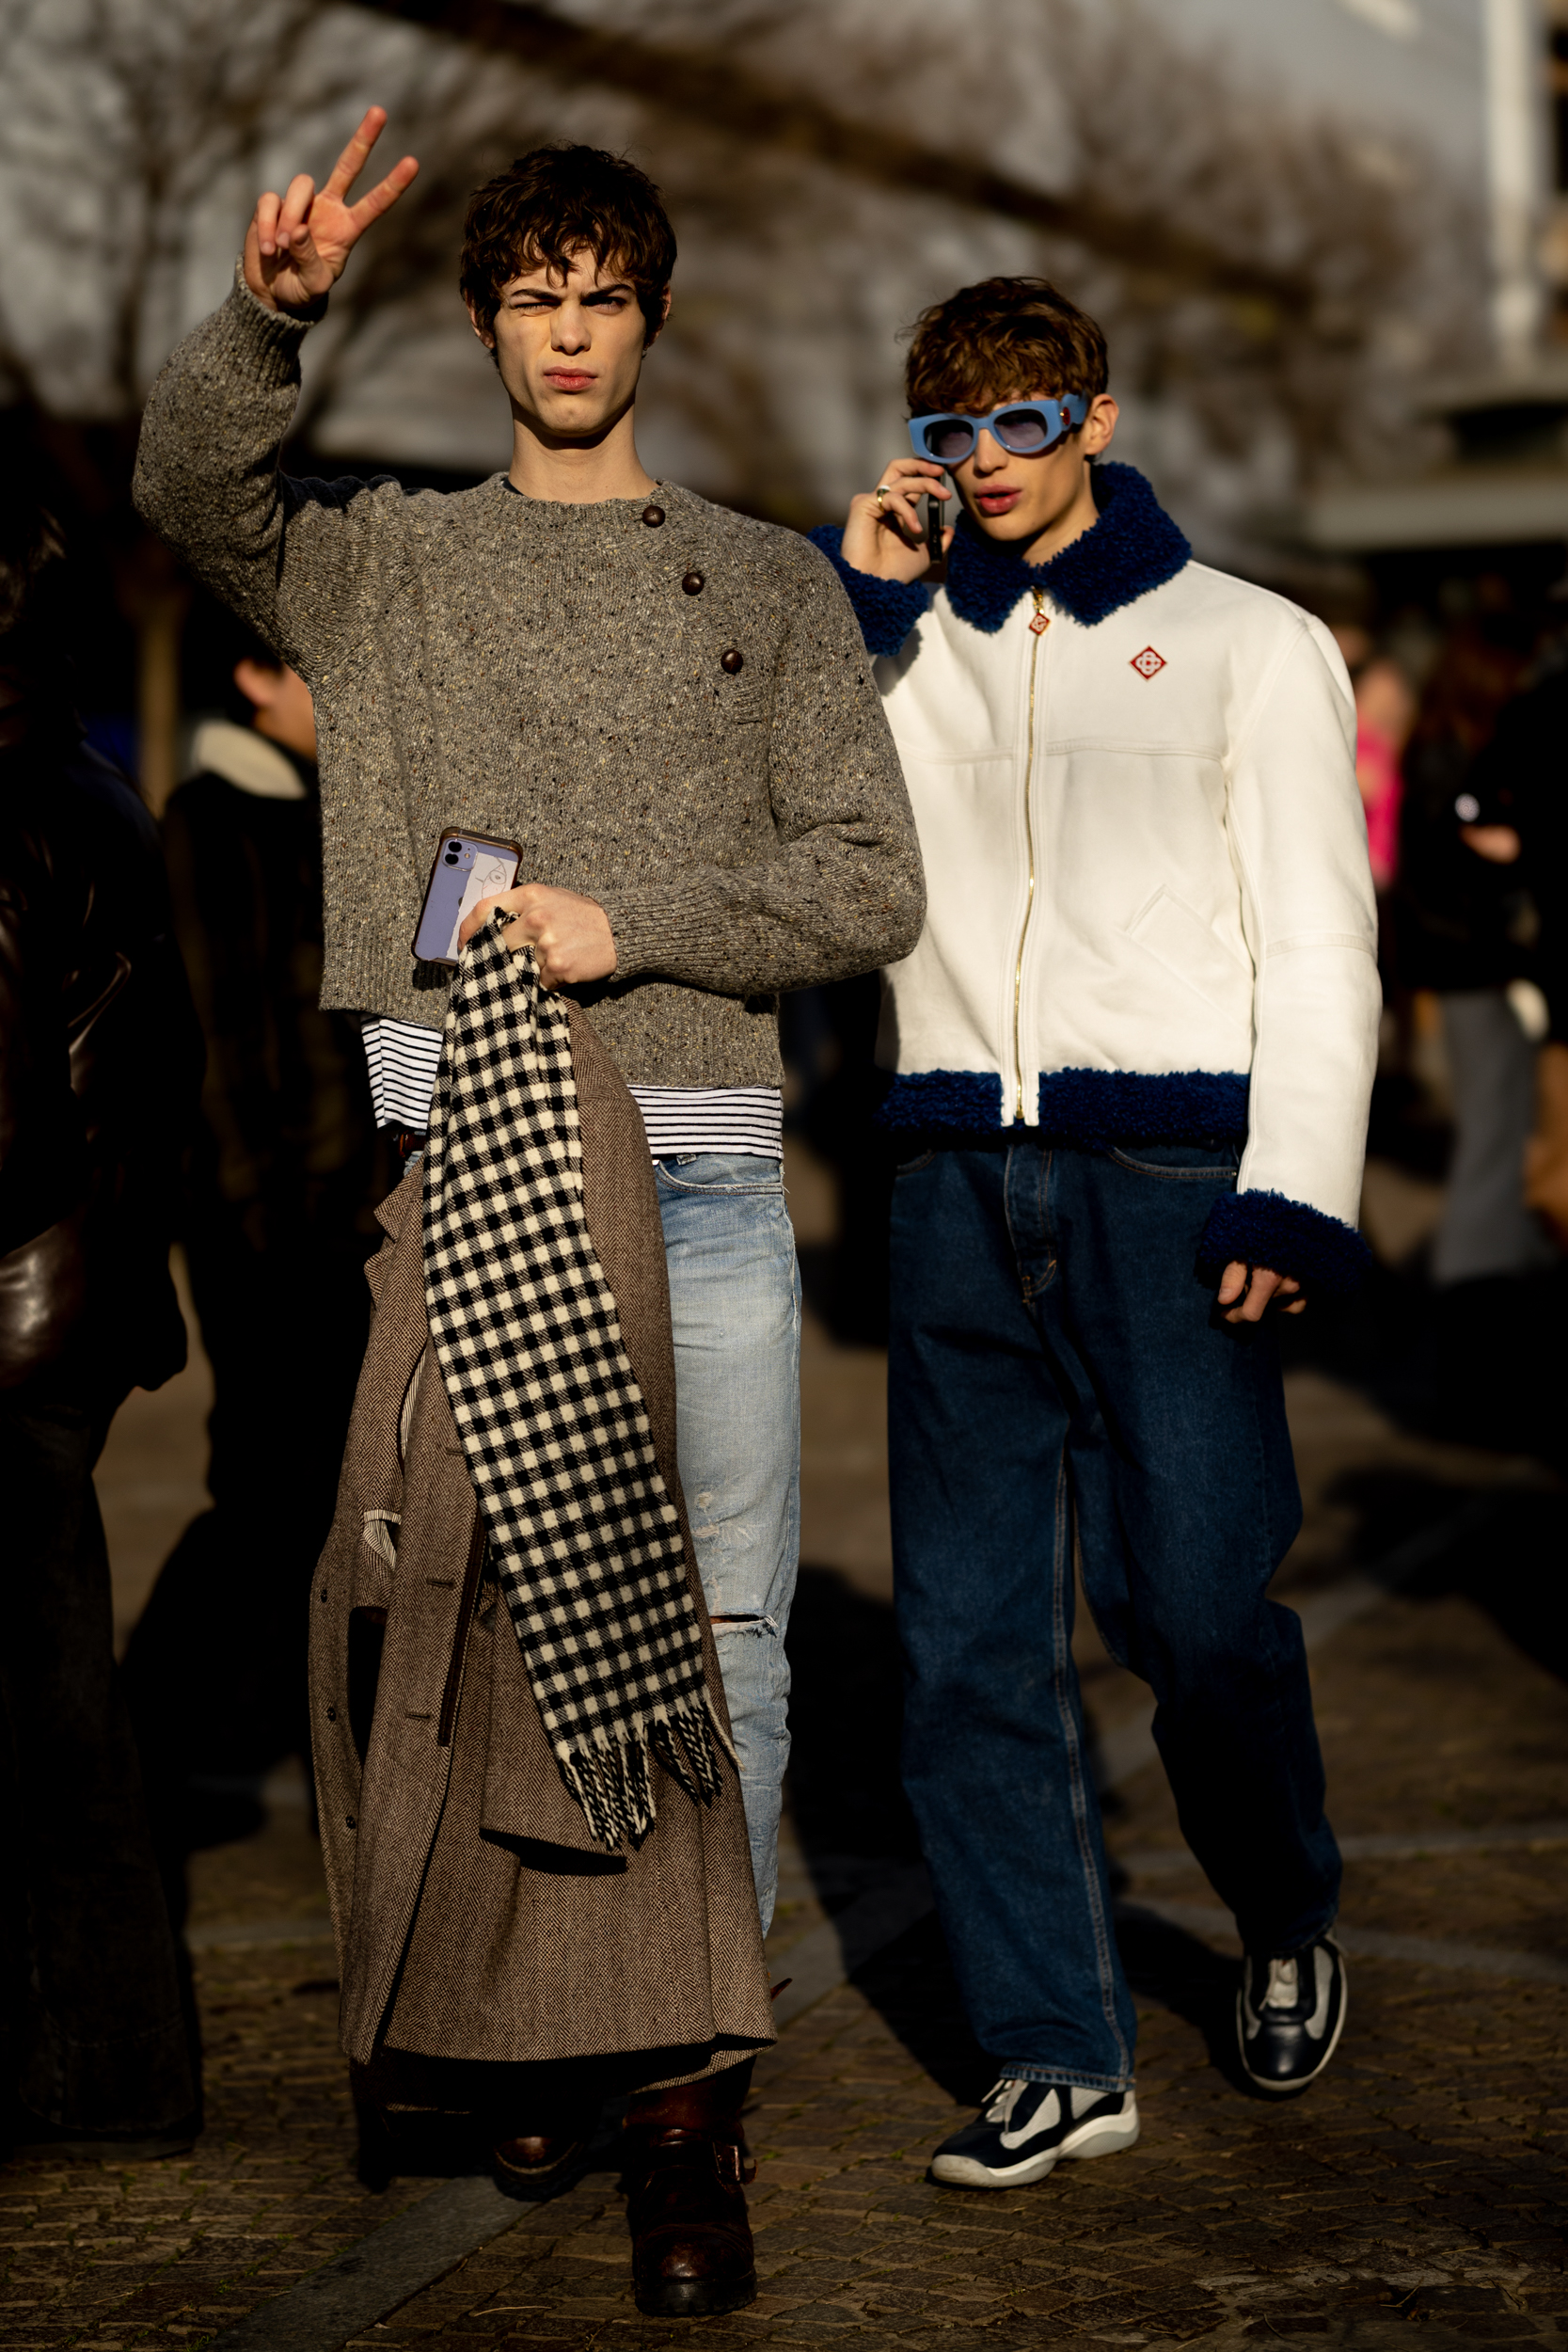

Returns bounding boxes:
[1131,645,1166,679]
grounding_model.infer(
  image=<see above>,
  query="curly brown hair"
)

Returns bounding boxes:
[459,144,675,346]
[905,276,1108,418]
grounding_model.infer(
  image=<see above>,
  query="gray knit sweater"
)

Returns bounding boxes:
[133,278,924,1089]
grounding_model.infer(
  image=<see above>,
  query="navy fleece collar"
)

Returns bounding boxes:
[943,462,1191,632]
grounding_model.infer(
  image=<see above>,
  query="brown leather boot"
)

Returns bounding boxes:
[492,2096,595,2199]
[493,2130,589,2197]
[625,2060,757,2317]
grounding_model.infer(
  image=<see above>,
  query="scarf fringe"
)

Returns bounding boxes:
[560,1700,727,1851]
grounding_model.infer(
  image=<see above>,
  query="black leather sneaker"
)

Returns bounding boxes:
[1238,1932,1347,2093]
[930,2079,1140,2188]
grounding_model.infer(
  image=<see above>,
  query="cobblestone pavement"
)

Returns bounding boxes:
[3,1152,1565,2349]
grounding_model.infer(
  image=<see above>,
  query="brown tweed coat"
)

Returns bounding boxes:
[309,1000,774,2091]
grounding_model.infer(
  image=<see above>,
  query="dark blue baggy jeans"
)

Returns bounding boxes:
[888,1138,1341,2091]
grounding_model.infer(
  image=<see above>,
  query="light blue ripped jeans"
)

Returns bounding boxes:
[656,1153,800,1936]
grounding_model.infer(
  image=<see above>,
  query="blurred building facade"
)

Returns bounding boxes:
[1298,0,1568,615]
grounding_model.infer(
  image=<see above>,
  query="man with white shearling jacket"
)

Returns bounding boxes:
[813,272,1380,2185]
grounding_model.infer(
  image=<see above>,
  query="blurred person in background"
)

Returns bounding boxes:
[816,274,1378,2185]
[1526,886,1568,1251]
[1395,609,1555,1430]
[1352,647,1416,897]
[0,482,200,2156]
[120,630,393,1917]
[1456,653,1568,1347]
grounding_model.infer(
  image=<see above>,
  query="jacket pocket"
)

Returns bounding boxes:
[1126,887,1252,1021]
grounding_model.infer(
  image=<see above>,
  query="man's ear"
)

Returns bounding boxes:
[464,293,499,361]
[1084,393,1118,457]
[232,656,277,712]
[643,282,672,350]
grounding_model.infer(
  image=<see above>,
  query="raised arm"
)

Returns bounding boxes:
[133,111,419,673]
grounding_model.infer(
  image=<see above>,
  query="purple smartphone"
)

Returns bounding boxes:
[412,830,523,967]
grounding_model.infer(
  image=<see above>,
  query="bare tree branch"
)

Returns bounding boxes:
[0,0,1484,551]
[341,0,1322,310]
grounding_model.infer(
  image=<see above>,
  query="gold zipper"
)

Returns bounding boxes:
[1011,591,1048,1120]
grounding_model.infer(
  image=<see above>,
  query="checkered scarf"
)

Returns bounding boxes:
[422,914,724,1850]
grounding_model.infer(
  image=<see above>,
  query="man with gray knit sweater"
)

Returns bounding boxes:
[135,116,921,2313]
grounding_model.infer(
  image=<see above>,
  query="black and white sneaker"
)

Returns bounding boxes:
[1238,1932,1347,2093]
[929,2079,1140,2189]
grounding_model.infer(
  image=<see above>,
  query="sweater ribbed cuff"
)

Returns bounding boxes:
[594,880,774,994]
[805,527,928,658]
[219,261,328,384]
[594,886,670,984]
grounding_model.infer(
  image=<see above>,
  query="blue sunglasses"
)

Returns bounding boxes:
[908,394,1089,465]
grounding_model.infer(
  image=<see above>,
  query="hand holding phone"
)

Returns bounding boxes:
[412,831,523,966]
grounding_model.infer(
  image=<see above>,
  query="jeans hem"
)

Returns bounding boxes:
[1238,1903,1339,1959]
[994,2064,1135,2094]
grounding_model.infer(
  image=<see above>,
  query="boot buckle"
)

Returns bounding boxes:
[713,2139,755,2186]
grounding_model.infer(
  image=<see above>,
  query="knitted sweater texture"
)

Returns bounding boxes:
[133,278,924,1088]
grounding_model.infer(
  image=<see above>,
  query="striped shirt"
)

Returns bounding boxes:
[361,1017,444,1133]
[626,1085,783,1159]
[360,1016,783,1160]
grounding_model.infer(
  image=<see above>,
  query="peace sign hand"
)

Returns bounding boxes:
[243,106,419,315]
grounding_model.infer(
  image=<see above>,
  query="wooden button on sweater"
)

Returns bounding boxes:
[682,571,704,595]
[721,648,744,674]
[641,504,665,527]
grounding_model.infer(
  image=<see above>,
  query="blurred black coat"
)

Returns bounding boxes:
[1395,732,1537,999]
[159,730,394,1530]
[0,726,199,1403]
[1465,665,1568,1045]
[119,732,395,1859]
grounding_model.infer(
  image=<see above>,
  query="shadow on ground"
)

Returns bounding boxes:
[1326,1469,1568,1686]
[832,1899,1252,2114]
[1279,1249,1568,1473]
[784,1559,1254,2106]
[784,1467,1568,2113]
[784,1564,920,1867]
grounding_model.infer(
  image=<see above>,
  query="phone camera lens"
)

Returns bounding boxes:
[443,849,460,865]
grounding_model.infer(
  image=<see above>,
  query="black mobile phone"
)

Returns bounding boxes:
[412,830,523,966]
[926,485,946,563]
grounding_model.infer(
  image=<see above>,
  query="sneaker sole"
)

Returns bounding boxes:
[1238,1966,1349,2095]
[1062,2108,1142,2161]
[930,2106,1141,2190]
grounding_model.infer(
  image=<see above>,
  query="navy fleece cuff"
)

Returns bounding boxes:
[1199,1190,1372,1298]
[806,527,928,657]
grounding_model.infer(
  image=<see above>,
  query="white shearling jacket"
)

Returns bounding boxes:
[812,465,1381,1292]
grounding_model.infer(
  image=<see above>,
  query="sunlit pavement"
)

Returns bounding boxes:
[2,1143,1565,2349]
